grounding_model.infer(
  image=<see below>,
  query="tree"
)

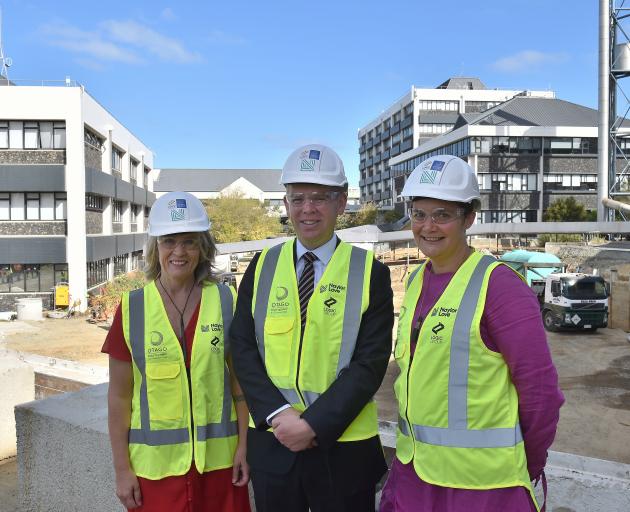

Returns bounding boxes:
[543,197,590,222]
[203,192,281,243]
[336,202,378,230]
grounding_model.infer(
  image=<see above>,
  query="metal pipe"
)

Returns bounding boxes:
[599,0,611,221]
[602,196,630,213]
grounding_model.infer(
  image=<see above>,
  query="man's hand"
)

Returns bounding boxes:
[115,467,142,509]
[271,407,317,452]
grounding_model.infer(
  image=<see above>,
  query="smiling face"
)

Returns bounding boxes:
[284,183,347,250]
[410,197,475,272]
[157,232,201,284]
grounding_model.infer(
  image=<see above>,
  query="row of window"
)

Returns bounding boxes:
[0,121,66,150]
[464,101,502,114]
[477,210,538,224]
[86,194,104,211]
[0,192,67,221]
[417,100,459,112]
[479,173,538,191]
[470,136,597,155]
[418,123,454,135]
[391,139,472,174]
[543,174,598,190]
[0,264,68,293]
[87,252,142,289]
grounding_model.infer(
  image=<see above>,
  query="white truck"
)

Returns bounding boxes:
[499,253,609,332]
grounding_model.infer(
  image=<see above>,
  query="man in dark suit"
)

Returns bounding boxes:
[230,144,393,512]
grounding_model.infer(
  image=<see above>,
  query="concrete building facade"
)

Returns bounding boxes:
[388,95,629,222]
[0,83,155,311]
[358,77,555,208]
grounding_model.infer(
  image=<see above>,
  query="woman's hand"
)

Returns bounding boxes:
[115,467,142,509]
[231,442,250,487]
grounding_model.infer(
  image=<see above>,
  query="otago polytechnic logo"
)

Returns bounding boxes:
[210,336,221,353]
[275,286,289,300]
[323,296,337,315]
[150,331,163,346]
[148,331,167,358]
[430,322,445,344]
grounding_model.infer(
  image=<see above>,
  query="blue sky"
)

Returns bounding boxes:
[2,0,598,186]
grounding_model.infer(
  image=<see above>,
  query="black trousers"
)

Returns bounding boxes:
[250,450,376,512]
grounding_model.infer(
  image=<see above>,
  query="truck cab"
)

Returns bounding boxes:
[542,273,609,332]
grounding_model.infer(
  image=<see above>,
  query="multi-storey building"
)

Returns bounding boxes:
[0,82,155,311]
[357,77,554,207]
[388,95,628,222]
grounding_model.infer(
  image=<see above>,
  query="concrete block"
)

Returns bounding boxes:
[0,355,34,461]
[15,383,119,512]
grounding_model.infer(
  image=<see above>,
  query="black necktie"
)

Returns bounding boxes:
[298,252,316,331]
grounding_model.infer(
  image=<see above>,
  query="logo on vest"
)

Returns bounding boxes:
[148,331,167,359]
[210,336,221,353]
[323,296,337,315]
[275,286,289,300]
[328,283,346,294]
[431,307,457,318]
[430,322,445,344]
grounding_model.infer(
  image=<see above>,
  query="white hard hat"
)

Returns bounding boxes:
[401,155,481,210]
[148,191,210,237]
[280,144,347,188]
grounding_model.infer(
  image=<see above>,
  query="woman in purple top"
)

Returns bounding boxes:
[379,155,564,512]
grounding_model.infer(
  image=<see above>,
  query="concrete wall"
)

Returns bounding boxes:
[15,384,630,512]
[0,221,66,236]
[0,355,34,461]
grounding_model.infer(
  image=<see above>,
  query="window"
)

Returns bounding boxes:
[143,166,149,188]
[543,174,597,191]
[84,129,103,151]
[0,263,67,293]
[130,159,139,185]
[418,100,459,112]
[478,173,537,192]
[404,103,414,116]
[40,122,53,149]
[86,194,104,211]
[113,200,123,223]
[543,137,598,155]
[130,204,139,232]
[0,193,8,220]
[479,210,537,224]
[24,122,39,149]
[87,259,109,289]
[0,122,7,148]
[114,255,128,277]
[112,147,124,173]
[55,193,67,219]
[26,193,40,220]
[418,123,454,135]
[53,122,66,148]
[402,127,413,139]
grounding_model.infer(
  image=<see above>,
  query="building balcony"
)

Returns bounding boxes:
[401,138,413,152]
[382,170,391,180]
[374,172,382,183]
[1,164,65,192]
[374,153,381,164]
[374,134,382,144]
[366,176,374,185]
[391,144,401,157]
[366,139,374,150]
[382,149,390,159]
[401,116,413,129]
[86,233,147,262]
[359,179,365,187]
[381,189,391,200]
[366,157,373,166]
[390,122,401,135]
[382,129,390,139]
[360,161,366,170]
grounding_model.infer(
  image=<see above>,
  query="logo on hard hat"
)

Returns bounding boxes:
[167,198,188,222]
[298,149,321,172]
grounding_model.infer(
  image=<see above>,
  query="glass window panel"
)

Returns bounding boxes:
[9,121,23,149]
[572,175,581,187]
[0,123,8,148]
[0,193,9,220]
[27,194,39,220]
[53,123,66,149]
[24,264,40,292]
[40,193,55,220]
[9,264,25,292]
[11,193,24,220]
[40,122,53,149]
[562,175,571,186]
[528,175,537,190]
[55,194,67,219]
[24,123,39,149]
[0,265,10,292]
[54,264,68,285]
[39,264,55,291]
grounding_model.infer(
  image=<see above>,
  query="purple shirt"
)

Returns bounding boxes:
[380,263,564,512]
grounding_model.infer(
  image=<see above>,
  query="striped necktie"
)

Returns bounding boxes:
[298,251,317,331]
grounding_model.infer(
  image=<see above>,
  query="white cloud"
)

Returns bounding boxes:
[39,18,201,68]
[492,50,569,73]
[207,30,247,46]
[160,8,177,21]
[40,21,142,64]
[101,20,202,63]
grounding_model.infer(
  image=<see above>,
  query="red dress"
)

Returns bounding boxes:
[102,302,251,512]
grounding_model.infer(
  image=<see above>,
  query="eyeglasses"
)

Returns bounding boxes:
[286,191,341,207]
[409,207,466,225]
[157,236,201,250]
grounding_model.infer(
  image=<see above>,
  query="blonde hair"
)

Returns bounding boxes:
[144,231,219,285]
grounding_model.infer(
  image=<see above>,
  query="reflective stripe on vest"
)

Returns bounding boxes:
[253,242,367,405]
[400,255,523,449]
[406,265,423,291]
[127,285,237,446]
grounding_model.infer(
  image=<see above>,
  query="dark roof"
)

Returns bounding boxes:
[436,77,486,90]
[454,96,600,128]
[154,169,284,193]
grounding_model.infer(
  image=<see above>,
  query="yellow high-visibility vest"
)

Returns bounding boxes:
[394,252,538,510]
[252,239,376,441]
[121,281,238,480]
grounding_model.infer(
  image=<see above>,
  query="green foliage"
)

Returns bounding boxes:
[335,202,378,230]
[382,209,404,223]
[90,271,146,315]
[204,191,282,243]
[543,197,590,222]
[536,233,584,247]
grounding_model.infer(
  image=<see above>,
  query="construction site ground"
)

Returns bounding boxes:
[1,249,630,509]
